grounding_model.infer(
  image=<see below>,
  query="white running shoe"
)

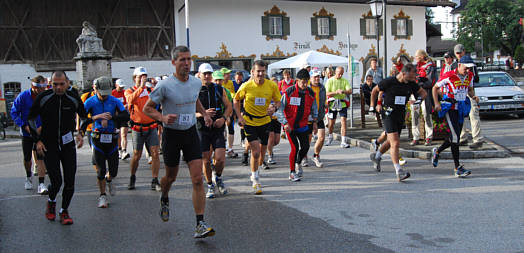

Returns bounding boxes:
[301,157,309,167]
[121,151,130,160]
[98,195,109,208]
[399,156,407,166]
[312,155,324,168]
[24,178,33,190]
[296,163,303,178]
[325,135,333,146]
[289,171,301,182]
[206,184,216,199]
[37,183,48,195]
[267,154,276,165]
[340,138,350,148]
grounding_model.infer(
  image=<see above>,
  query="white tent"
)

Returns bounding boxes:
[267,50,356,76]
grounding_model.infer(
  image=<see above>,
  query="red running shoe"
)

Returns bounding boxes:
[45,201,56,221]
[60,210,73,225]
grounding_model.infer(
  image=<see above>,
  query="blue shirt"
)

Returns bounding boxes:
[84,95,126,133]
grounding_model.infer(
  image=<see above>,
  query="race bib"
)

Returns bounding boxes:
[117,97,124,103]
[254,97,266,106]
[62,132,73,145]
[290,97,301,106]
[100,134,112,143]
[179,114,192,125]
[328,112,334,119]
[394,96,406,105]
[139,89,149,98]
[455,90,467,102]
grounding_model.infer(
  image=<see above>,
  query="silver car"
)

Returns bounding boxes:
[476,71,524,116]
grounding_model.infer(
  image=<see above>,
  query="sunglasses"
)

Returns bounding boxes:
[52,82,67,86]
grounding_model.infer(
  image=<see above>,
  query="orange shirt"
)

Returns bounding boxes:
[124,86,155,124]
[111,89,127,106]
[80,91,95,131]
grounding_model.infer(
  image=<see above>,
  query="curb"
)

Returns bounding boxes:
[331,133,511,160]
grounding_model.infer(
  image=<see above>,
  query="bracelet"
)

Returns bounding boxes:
[377,100,382,105]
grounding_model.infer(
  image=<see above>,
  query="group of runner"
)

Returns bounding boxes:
[11,44,479,238]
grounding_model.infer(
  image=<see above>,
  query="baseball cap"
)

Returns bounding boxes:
[454,44,465,54]
[154,77,162,82]
[212,70,224,80]
[459,55,475,67]
[220,67,232,74]
[133,66,148,76]
[303,63,311,68]
[198,63,213,73]
[310,68,321,77]
[94,76,113,96]
[296,68,310,80]
[115,79,125,88]
[443,51,452,58]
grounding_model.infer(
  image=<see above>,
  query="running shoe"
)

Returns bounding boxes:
[46,201,56,221]
[59,210,73,225]
[128,175,136,190]
[206,184,216,199]
[148,156,153,164]
[121,151,130,160]
[107,180,116,196]
[340,140,350,148]
[289,171,301,182]
[253,183,262,195]
[97,195,109,208]
[194,220,216,238]
[312,155,324,168]
[159,199,169,222]
[25,178,33,190]
[226,149,238,158]
[267,154,276,165]
[296,163,304,178]
[214,177,228,195]
[151,178,161,192]
[261,161,270,170]
[431,147,439,167]
[469,142,483,149]
[38,183,49,195]
[325,135,333,146]
[301,157,309,167]
[399,156,407,166]
[396,169,411,182]
[410,140,418,146]
[241,153,249,166]
[454,165,471,178]
[370,153,381,172]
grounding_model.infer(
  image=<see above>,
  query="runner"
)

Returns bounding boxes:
[28,70,87,225]
[266,108,281,165]
[234,60,281,194]
[83,76,129,208]
[112,79,130,160]
[431,55,478,178]
[79,84,98,173]
[124,66,161,191]
[277,69,318,181]
[10,75,48,193]
[325,66,352,148]
[233,72,250,165]
[143,45,215,238]
[369,64,426,181]
[197,65,232,198]
[277,70,294,140]
[309,69,327,168]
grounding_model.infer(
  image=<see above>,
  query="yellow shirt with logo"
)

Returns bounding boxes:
[223,80,236,98]
[234,79,281,126]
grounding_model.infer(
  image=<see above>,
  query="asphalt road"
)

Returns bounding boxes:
[1,119,523,252]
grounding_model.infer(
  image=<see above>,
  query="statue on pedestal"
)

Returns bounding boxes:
[75,21,109,57]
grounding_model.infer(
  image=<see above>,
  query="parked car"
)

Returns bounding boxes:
[475,71,524,116]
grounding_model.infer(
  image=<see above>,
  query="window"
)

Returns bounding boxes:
[360,18,382,39]
[391,18,412,39]
[318,17,330,36]
[270,16,283,36]
[366,19,376,36]
[396,19,407,36]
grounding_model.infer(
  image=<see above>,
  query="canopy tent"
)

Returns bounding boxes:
[267,50,357,76]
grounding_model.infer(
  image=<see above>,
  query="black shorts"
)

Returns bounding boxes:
[22,136,43,162]
[269,119,281,134]
[162,125,202,167]
[317,120,325,129]
[381,109,406,134]
[227,116,235,135]
[327,107,348,119]
[199,127,226,152]
[244,123,270,146]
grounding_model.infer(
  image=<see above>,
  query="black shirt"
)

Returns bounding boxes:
[378,77,419,110]
[361,82,377,106]
[197,83,224,130]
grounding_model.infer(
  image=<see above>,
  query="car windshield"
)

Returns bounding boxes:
[476,73,516,87]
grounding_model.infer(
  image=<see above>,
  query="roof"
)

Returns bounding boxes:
[282,0,456,7]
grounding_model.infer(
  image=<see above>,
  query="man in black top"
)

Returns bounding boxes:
[28,71,87,225]
[370,64,426,181]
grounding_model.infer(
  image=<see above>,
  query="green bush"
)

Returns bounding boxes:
[515,45,524,67]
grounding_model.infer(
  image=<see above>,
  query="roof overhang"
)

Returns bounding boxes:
[280,0,456,7]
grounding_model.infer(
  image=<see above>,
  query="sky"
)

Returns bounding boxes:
[431,6,456,39]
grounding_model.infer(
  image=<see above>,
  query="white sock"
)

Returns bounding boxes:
[254,170,259,178]
[394,163,401,173]
[328,134,333,139]
[48,198,56,203]
[59,208,65,213]
[375,151,382,159]
[251,171,257,179]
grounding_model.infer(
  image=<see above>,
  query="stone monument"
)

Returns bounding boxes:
[74,21,112,91]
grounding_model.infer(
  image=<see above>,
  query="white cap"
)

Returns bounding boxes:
[198,63,213,73]
[154,77,161,82]
[310,69,321,77]
[162,75,168,80]
[115,79,125,87]
[133,66,148,76]
[303,63,311,68]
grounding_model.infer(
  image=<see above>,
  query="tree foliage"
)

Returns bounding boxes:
[456,0,524,57]
[515,45,524,66]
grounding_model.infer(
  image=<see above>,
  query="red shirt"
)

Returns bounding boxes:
[112,89,127,106]
[278,79,295,94]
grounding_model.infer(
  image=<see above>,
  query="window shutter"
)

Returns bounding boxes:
[360,19,366,36]
[391,19,397,36]
[262,16,269,36]
[329,17,337,36]
[378,19,383,37]
[311,17,318,36]
[282,16,290,36]
[407,19,413,36]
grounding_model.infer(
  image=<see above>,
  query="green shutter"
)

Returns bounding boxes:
[360,18,366,36]
[391,19,397,36]
[311,17,318,36]
[282,16,290,36]
[407,19,413,36]
[329,17,337,36]
[378,19,383,38]
[262,16,269,36]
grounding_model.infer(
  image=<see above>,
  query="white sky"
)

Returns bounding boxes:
[431,6,456,39]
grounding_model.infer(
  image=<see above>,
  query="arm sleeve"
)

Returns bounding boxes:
[148,85,164,105]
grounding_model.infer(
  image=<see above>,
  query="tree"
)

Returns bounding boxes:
[456,0,524,57]
[426,8,435,24]
[515,45,524,68]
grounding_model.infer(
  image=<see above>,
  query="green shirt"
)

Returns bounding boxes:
[326,77,351,100]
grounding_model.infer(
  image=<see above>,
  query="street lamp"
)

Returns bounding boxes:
[368,0,383,70]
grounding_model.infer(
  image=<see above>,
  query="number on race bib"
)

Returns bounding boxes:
[62,132,73,145]
[254,97,266,106]
[100,134,112,143]
[455,91,467,102]
[179,114,192,125]
[290,97,301,106]
[394,96,406,105]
